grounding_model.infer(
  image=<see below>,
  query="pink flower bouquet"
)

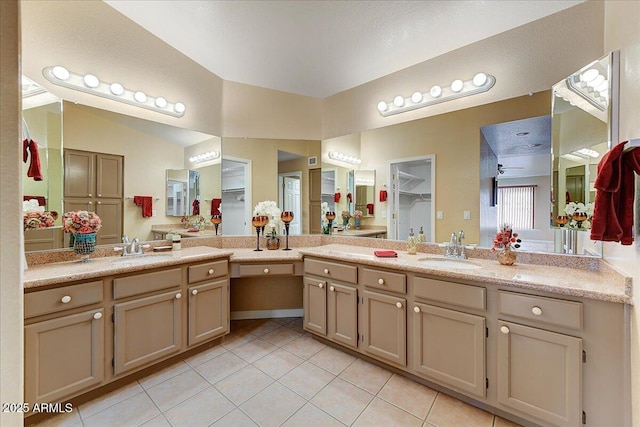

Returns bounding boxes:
[62,210,102,234]
[23,211,58,231]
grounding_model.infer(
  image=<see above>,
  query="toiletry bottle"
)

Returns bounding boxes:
[407,228,417,255]
[172,234,181,250]
[418,226,425,243]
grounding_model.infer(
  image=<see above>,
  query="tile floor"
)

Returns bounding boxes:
[34,318,523,427]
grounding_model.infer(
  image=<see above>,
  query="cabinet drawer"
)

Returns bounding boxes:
[188,260,228,283]
[237,263,294,277]
[414,276,485,311]
[305,258,357,283]
[25,281,103,318]
[113,268,182,299]
[360,267,406,294]
[498,291,583,330]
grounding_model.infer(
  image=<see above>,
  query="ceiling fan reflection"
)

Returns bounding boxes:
[497,163,525,175]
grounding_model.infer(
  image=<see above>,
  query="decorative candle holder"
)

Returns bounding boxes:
[325,211,336,235]
[252,216,264,251]
[211,215,222,235]
[572,212,588,229]
[556,215,570,227]
[281,211,294,250]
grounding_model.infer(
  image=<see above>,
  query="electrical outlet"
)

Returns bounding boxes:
[437,211,443,220]
[464,210,471,220]
[382,210,387,218]
[152,209,157,217]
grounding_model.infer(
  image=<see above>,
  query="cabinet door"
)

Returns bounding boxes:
[188,279,229,346]
[362,290,406,366]
[25,309,104,403]
[96,153,123,198]
[95,199,123,245]
[64,149,95,198]
[327,283,358,348]
[303,276,327,335]
[114,290,183,375]
[497,320,582,427]
[413,303,485,397]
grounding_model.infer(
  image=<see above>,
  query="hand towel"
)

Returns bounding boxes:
[347,193,352,203]
[23,195,46,206]
[366,203,374,215]
[192,199,200,215]
[24,139,43,181]
[133,196,153,218]
[211,198,221,216]
[334,192,341,203]
[379,189,387,202]
[374,250,397,258]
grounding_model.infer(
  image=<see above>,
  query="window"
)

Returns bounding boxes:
[497,185,535,229]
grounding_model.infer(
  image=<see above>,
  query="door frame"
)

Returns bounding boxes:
[222,155,252,235]
[278,171,302,235]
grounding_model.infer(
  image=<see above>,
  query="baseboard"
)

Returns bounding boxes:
[230,309,303,320]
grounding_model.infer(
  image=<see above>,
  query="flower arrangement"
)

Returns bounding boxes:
[253,200,282,233]
[62,211,102,235]
[341,210,352,220]
[182,214,207,230]
[491,223,522,252]
[23,211,58,231]
[564,202,594,229]
[353,210,363,220]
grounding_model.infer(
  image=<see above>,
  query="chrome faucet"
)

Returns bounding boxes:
[116,235,146,256]
[445,230,467,259]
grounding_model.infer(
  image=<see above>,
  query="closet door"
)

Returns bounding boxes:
[95,199,122,245]
[96,154,123,199]
[64,150,95,198]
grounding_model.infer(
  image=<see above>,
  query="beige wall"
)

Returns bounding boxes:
[0,2,24,426]
[603,2,640,427]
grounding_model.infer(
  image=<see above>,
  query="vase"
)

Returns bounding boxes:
[343,218,349,227]
[354,218,361,229]
[266,235,280,250]
[73,232,96,262]
[497,246,517,266]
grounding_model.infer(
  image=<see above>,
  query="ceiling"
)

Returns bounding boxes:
[104,0,584,98]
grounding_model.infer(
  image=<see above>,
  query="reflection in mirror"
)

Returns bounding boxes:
[354,170,375,217]
[166,169,200,217]
[221,158,251,236]
[278,150,305,236]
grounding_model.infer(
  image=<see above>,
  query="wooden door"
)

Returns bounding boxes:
[303,276,327,335]
[188,279,229,346]
[413,303,486,397]
[64,149,95,198]
[327,283,358,348]
[95,199,122,245]
[24,309,104,403]
[113,290,183,375]
[96,153,123,198]
[497,320,582,426]
[362,290,406,366]
[309,168,322,234]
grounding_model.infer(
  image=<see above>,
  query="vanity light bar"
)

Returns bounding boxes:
[566,69,608,112]
[189,151,220,163]
[42,66,186,118]
[329,151,362,165]
[377,72,496,117]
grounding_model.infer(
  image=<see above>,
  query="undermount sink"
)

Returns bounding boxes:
[110,254,174,265]
[417,257,483,270]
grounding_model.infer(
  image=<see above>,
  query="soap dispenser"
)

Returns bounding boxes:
[407,228,418,255]
[417,226,426,243]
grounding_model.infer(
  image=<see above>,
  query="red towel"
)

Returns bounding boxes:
[379,189,387,202]
[334,192,341,203]
[366,203,374,215]
[347,193,352,203]
[211,198,221,216]
[133,196,153,218]
[591,141,640,245]
[23,139,43,181]
[374,250,397,258]
[23,195,46,206]
[192,199,200,215]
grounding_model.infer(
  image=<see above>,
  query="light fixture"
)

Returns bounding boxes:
[566,69,608,111]
[516,132,530,137]
[377,72,495,117]
[328,151,361,165]
[189,151,220,163]
[573,148,600,158]
[42,65,186,118]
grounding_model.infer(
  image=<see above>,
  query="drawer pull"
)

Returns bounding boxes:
[60,295,72,304]
[330,286,335,292]
[264,268,270,274]
[413,306,420,313]
[318,283,324,289]
[500,326,510,334]
[192,289,198,296]
[208,269,214,275]
[93,312,103,320]
[396,302,403,309]
[323,268,329,274]
[175,293,182,299]
[531,306,543,316]
[378,278,385,285]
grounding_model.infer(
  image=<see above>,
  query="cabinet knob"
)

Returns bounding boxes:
[323,268,329,274]
[88,193,92,197]
[93,312,103,320]
[378,278,385,285]
[97,194,101,197]
[531,306,543,316]
[87,202,93,205]
[175,293,182,299]
[330,286,335,292]
[192,289,198,296]
[396,302,403,309]
[500,326,510,334]
[60,295,72,304]
[318,283,324,289]
[413,306,420,313]
[208,269,214,275]
[97,201,101,205]
[263,268,270,274]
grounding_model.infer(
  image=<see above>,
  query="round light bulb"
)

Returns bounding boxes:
[189,157,195,162]
[357,159,362,164]
[155,97,168,108]
[83,74,100,88]
[52,66,70,81]
[110,83,124,96]
[411,91,423,103]
[430,85,442,98]
[134,91,147,103]
[580,69,599,83]
[594,80,608,92]
[174,102,186,114]
[393,96,404,107]
[450,79,464,93]
[377,101,388,112]
[587,74,605,88]
[472,72,488,87]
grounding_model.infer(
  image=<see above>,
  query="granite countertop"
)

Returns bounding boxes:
[151,224,218,238]
[331,227,387,237]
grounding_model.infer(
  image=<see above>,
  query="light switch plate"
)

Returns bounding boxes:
[464,210,471,220]
[437,211,443,220]
[382,210,387,218]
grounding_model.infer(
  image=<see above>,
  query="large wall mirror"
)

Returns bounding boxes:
[166,169,200,217]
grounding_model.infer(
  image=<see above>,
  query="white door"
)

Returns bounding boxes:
[221,157,252,235]
[283,176,302,235]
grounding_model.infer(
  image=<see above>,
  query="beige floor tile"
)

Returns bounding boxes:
[494,416,523,427]
[339,358,392,394]
[274,316,300,325]
[231,337,279,363]
[215,365,275,405]
[279,361,336,399]
[354,397,423,427]
[78,381,144,418]
[145,369,210,411]
[82,392,159,427]
[210,408,259,427]
[308,346,357,374]
[253,348,304,379]
[231,319,260,331]
[282,403,346,427]
[163,386,235,427]
[30,409,82,427]
[378,373,437,419]
[283,317,305,332]
[139,414,171,426]
[138,360,191,389]
[221,329,257,350]
[262,326,303,346]
[311,377,374,425]
[243,319,282,336]
[184,344,228,367]
[240,382,306,427]
[282,334,327,359]
[194,351,248,384]
[426,393,494,427]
